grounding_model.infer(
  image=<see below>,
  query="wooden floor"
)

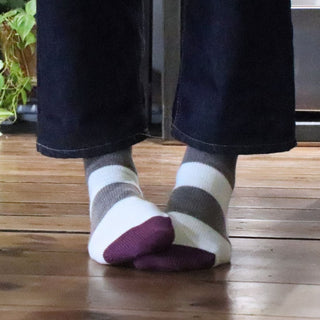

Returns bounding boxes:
[1,132,320,320]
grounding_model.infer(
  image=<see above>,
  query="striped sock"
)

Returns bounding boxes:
[133,146,237,271]
[84,147,174,265]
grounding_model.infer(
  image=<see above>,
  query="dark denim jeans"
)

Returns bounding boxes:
[36,0,296,158]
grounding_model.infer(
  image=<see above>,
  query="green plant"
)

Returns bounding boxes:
[0,0,36,124]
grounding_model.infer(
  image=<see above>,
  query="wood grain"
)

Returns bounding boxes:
[1,274,320,318]
[1,234,320,286]
[1,133,320,318]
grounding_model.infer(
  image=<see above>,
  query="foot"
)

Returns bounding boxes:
[133,146,237,271]
[84,147,174,265]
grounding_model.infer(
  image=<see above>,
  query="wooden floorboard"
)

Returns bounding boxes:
[1,274,320,318]
[1,234,319,285]
[1,308,314,320]
[1,133,320,319]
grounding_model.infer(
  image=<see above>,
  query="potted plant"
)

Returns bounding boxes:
[0,0,36,125]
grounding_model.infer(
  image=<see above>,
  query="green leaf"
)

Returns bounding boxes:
[10,61,21,73]
[3,92,15,106]
[25,0,36,16]
[24,30,35,47]
[10,13,35,41]
[0,73,4,91]
[24,80,32,91]
[3,9,18,18]
[20,87,26,104]
[0,108,14,121]
[0,9,18,23]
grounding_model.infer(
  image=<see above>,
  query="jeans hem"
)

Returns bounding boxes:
[171,125,297,155]
[36,131,150,159]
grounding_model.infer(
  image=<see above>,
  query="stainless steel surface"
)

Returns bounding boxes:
[292,8,320,111]
[296,122,320,142]
[292,0,320,8]
[291,1,320,141]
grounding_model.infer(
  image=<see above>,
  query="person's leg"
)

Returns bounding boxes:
[171,0,296,154]
[134,0,296,271]
[36,0,149,158]
[36,0,174,265]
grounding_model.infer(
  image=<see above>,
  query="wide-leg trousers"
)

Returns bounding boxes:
[36,0,296,158]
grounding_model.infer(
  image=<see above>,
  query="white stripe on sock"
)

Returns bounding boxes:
[173,162,233,215]
[169,211,231,266]
[88,196,169,264]
[88,165,142,213]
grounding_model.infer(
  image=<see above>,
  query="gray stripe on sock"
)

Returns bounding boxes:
[167,186,229,241]
[84,147,137,182]
[90,182,142,233]
[182,146,237,188]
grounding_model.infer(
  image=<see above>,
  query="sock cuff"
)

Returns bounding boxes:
[173,162,233,214]
[84,147,137,179]
[182,147,237,188]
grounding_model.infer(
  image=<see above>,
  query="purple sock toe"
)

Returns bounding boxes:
[133,245,215,271]
[103,216,174,264]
